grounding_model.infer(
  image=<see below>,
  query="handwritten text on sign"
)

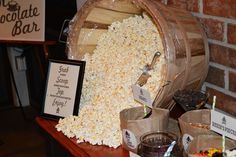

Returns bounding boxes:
[44,63,80,118]
[0,0,45,41]
[211,109,236,140]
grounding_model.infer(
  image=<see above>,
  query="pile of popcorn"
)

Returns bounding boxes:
[56,13,165,148]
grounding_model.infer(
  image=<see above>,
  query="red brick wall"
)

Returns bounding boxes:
[166,0,236,115]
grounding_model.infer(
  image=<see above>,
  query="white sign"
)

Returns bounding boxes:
[211,109,236,140]
[42,60,85,119]
[132,84,152,108]
[0,0,45,41]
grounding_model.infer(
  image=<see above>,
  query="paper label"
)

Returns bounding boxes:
[211,109,236,140]
[182,134,193,152]
[132,84,152,108]
[122,129,138,149]
[129,151,141,157]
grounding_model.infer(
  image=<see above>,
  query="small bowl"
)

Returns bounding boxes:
[173,90,208,111]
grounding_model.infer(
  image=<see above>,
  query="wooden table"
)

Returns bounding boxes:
[36,116,180,157]
[36,117,130,157]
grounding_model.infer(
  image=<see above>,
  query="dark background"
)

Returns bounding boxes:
[0,0,77,109]
[45,0,77,41]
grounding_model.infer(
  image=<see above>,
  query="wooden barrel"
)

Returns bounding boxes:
[67,0,209,109]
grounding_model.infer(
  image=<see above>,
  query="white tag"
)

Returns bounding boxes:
[182,134,193,152]
[132,84,152,108]
[122,129,138,149]
[129,151,141,157]
[211,109,236,140]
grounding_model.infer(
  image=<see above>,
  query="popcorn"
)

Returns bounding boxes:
[56,13,165,148]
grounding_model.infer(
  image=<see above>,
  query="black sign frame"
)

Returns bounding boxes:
[41,59,85,120]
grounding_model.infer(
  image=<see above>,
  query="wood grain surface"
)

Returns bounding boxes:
[36,117,130,157]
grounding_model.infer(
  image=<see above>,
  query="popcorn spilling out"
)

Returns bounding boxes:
[56,13,165,148]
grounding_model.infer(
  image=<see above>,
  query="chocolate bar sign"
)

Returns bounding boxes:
[210,109,236,140]
[0,0,45,41]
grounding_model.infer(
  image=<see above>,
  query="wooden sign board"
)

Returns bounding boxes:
[0,0,45,41]
[42,59,85,120]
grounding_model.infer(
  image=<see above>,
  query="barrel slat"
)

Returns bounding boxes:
[78,45,97,54]
[187,56,206,83]
[86,7,135,24]
[168,6,193,18]
[78,28,107,45]
[185,80,201,90]
[169,70,186,94]
[174,39,205,57]
[96,0,142,14]
[186,32,202,39]
[83,21,109,29]
[188,39,205,56]
[182,23,203,34]
[191,56,205,67]
[166,21,187,58]
[69,45,97,59]
[177,18,198,25]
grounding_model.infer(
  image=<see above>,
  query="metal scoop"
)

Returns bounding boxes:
[164,141,176,157]
[136,52,161,86]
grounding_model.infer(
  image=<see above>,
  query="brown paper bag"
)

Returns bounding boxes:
[178,109,217,153]
[187,134,236,157]
[120,106,169,153]
[178,109,212,137]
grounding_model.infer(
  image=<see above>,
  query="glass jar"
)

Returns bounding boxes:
[137,131,182,157]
